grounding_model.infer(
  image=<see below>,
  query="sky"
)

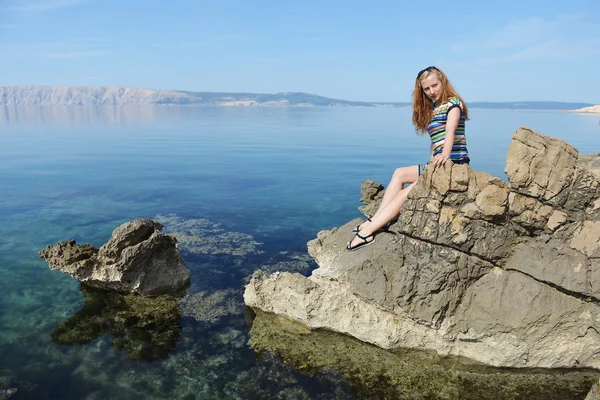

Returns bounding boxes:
[1,0,599,103]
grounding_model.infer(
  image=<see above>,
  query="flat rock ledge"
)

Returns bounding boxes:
[244,127,600,369]
[40,219,190,294]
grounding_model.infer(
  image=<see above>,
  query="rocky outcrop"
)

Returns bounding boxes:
[40,219,190,294]
[245,127,600,369]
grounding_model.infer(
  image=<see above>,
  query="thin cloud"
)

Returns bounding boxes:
[148,34,278,50]
[0,41,111,50]
[0,42,77,49]
[449,14,599,63]
[484,17,546,50]
[70,37,129,46]
[502,40,566,62]
[450,42,469,53]
[0,42,107,59]
[5,0,91,12]
[504,38,600,62]
[43,50,106,59]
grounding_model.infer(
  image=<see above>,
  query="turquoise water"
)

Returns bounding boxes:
[0,105,599,399]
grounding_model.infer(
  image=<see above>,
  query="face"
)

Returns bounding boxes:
[420,72,442,102]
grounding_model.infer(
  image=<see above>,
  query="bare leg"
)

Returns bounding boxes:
[348,182,417,249]
[358,165,419,231]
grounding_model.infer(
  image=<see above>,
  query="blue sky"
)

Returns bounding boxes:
[1,0,599,103]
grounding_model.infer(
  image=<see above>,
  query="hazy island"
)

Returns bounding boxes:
[0,86,594,110]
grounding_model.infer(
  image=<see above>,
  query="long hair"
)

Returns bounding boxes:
[411,67,469,134]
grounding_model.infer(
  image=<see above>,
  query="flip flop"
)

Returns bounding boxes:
[346,232,376,251]
[352,217,372,233]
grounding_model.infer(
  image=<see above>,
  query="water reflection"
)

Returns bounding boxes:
[0,104,337,125]
[0,105,187,125]
[51,284,182,362]
[248,309,599,400]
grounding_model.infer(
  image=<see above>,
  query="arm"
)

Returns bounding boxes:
[433,106,461,167]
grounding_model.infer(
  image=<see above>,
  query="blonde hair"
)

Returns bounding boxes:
[411,67,469,134]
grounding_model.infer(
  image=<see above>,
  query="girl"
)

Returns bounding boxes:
[346,66,470,251]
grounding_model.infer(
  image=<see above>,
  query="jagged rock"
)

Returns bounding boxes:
[357,179,385,217]
[40,219,190,294]
[245,127,600,369]
[581,154,600,177]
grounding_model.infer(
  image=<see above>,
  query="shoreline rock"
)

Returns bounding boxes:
[40,219,190,295]
[245,127,600,369]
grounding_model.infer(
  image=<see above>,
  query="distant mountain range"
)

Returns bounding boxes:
[0,86,594,110]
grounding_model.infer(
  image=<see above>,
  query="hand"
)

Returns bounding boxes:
[432,153,450,168]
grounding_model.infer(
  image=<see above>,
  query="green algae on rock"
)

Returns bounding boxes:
[248,310,599,400]
[51,285,182,362]
[156,214,264,257]
[181,288,242,324]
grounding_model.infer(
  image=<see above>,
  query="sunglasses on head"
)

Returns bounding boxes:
[417,66,437,79]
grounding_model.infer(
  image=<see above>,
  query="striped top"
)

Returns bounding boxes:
[427,97,469,162]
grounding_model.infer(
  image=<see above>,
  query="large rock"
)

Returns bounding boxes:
[40,219,190,294]
[244,127,600,369]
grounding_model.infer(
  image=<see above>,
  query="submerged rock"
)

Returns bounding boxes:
[51,285,182,361]
[156,214,264,257]
[245,127,600,369]
[222,349,355,400]
[0,377,17,400]
[0,376,38,400]
[181,289,242,324]
[40,219,190,294]
[248,310,599,400]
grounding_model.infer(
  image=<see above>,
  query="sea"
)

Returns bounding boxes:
[0,105,599,400]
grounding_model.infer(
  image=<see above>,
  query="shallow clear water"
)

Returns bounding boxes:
[0,105,599,399]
